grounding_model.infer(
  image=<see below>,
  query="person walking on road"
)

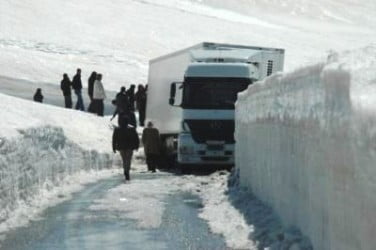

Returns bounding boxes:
[93,74,106,116]
[112,117,140,181]
[72,68,85,111]
[135,84,147,127]
[87,71,97,113]
[33,88,44,103]
[142,121,160,172]
[60,73,72,108]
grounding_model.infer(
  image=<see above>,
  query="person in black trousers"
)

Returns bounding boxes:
[87,71,97,113]
[135,84,147,126]
[112,117,140,181]
[60,73,72,108]
[92,74,106,116]
[72,68,85,111]
[126,84,136,111]
[142,121,160,172]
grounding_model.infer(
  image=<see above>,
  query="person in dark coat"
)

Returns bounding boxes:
[111,86,129,120]
[111,87,138,128]
[60,73,72,108]
[33,88,43,103]
[72,68,85,111]
[112,117,140,181]
[142,121,160,172]
[135,84,147,126]
[126,84,136,111]
[87,71,97,113]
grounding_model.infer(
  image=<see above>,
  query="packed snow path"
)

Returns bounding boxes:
[0,173,228,250]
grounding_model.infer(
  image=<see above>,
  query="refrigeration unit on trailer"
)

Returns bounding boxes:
[146,42,285,170]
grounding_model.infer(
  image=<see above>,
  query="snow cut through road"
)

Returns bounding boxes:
[0,173,229,250]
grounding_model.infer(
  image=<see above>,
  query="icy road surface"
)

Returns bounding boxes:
[0,173,228,250]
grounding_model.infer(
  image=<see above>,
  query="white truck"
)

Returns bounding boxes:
[146,42,284,171]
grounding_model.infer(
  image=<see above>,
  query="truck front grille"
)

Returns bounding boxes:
[186,120,235,144]
[201,156,230,162]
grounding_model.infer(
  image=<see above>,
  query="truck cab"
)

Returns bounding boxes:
[172,63,258,167]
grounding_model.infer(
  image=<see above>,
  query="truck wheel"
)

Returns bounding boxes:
[180,164,191,174]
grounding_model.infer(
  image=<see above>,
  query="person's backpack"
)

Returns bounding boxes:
[116,93,129,113]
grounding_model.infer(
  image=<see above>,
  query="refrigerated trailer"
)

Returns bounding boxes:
[146,42,284,170]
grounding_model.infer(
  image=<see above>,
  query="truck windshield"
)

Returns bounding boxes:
[182,78,251,109]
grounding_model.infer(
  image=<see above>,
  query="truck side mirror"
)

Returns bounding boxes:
[169,97,175,105]
[170,83,176,97]
[169,82,183,107]
[169,83,177,106]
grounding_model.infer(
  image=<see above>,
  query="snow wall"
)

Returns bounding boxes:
[0,93,115,225]
[235,46,376,250]
[0,126,112,223]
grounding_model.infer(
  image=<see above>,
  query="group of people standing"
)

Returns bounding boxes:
[33,68,156,182]
[111,84,147,127]
[61,69,106,116]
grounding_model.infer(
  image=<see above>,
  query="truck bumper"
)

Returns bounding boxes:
[177,133,234,166]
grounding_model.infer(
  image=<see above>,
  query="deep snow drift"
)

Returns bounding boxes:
[0,94,115,236]
[235,45,376,250]
[0,0,374,91]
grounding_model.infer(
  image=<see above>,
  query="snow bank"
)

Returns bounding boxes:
[235,45,376,250]
[0,94,114,232]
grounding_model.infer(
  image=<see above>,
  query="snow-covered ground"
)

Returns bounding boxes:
[235,45,376,249]
[0,0,374,90]
[1,0,375,249]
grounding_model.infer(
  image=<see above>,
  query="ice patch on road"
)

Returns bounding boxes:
[91,171,173,228]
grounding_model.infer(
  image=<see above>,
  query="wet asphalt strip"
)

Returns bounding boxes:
[0,173,229,250]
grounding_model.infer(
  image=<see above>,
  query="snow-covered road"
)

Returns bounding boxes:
[0,173,228,250]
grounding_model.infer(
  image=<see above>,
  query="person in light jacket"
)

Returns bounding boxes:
[112,117,140,181]
[142,121,161,172]
[92,73,106,116]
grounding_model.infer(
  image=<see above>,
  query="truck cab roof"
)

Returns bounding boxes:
[185,62,259,79]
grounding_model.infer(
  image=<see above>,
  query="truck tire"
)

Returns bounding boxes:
[179,164,191,174]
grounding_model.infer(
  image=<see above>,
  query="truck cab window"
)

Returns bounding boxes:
[182,78,250,109]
